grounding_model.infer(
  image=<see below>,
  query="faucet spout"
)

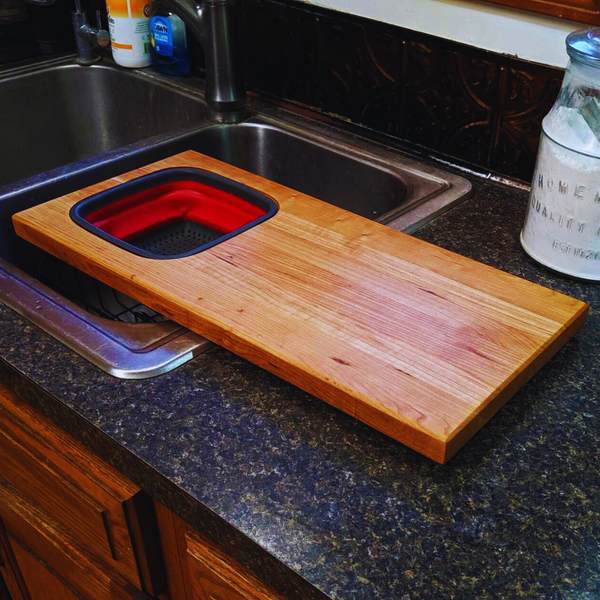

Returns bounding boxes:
[158,0,246,122]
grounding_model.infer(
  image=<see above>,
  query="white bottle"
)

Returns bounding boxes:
[106,0,151,68]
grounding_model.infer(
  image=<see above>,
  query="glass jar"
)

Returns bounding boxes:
[521,28,600,280]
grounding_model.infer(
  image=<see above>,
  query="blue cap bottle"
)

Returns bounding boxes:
[149,1,190,76]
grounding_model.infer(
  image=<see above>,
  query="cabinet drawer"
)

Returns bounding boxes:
[185,529,285,600]
[0,383,164,596]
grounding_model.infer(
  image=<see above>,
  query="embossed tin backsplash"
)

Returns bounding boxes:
[242,0,565,183]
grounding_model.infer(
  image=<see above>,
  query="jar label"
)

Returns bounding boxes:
[521,132,600,279]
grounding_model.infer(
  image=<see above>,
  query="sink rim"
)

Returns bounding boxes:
[0,54,472,233]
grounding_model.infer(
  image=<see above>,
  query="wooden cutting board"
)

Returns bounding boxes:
[12,151,588,463]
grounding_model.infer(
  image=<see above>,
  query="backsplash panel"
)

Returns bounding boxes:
[245,0,318,107]
[399,39,497,168]
[244,0,565,183]
[317,16,399,135]
[490,64,562,180]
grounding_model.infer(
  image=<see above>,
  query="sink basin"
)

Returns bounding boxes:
[187,123,410,221]
[0,57,206,188]
[185,119,457,226]
[0,56,213,379]
[0,55,472,379]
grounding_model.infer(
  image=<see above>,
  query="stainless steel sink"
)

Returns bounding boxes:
[0,55,214,378]
[0,56,207,188]
[0,55,472,379]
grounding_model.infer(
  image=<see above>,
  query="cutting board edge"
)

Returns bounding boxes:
[442,301,589,462]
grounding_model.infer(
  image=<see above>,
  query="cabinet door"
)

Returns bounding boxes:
[0,475,113,600]
[0,518,29,600]
[0,383,164,596]
[6,533,154,600]
[154,501,287,600]
[8,536,81,600]
[0,480,155,600]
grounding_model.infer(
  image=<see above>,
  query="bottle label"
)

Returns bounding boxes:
[106,0,151,64]
[150,16,173,57]
[108,15,150,57]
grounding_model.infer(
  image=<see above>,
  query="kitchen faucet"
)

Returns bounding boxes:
[157,0,246,122]
[22,0,110,65]
[71,0,110,65]
[23,0,246,122]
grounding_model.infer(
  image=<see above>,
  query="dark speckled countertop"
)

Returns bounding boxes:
[0,173,598,600]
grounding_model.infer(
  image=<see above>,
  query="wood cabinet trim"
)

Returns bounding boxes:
[154,501,195,600]
[0,390,138,501]
[5,526,155,600]
[110,579,155,600]
[1,475,155,600]
[185,529,287,600]
[0,425,116,560]
[8,535,84,600]
[477,0,600,25]
[0,475,112,600]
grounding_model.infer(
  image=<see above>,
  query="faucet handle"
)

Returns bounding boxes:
[95,10,111,48]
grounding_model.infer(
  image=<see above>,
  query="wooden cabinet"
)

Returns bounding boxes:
[8,535,83,600]
[0,478,157,600]
[154,502,287,600]
[479,0,600,25]
[185,529,286,600]
[1,513,154,600]
[0,384,164,596]
[0,383,163,600]
[0,381,289,600]
[2,512,102,600]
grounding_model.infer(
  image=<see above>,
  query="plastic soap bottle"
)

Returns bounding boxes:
[149,2,190,76]
[106,0,151,68]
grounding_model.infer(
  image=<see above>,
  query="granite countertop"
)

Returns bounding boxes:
[0,173,598,600]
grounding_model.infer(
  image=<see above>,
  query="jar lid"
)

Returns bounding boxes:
[567,28,600,66]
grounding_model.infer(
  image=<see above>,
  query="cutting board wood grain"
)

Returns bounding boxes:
[12,151,588,463]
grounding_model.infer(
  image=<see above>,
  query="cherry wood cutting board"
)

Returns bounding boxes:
[12,151,588,463]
